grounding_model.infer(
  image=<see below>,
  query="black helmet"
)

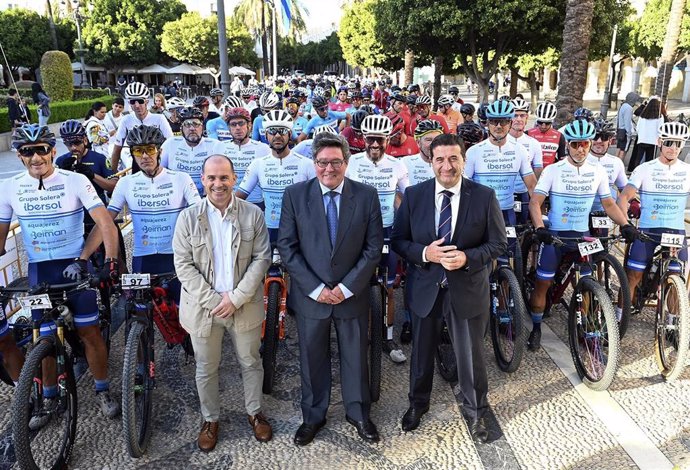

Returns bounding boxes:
[126,125,166,147]
[178,107,204,122]
[414,119,443,138]
[209,88,224,97]
[12,124,56,150]
[593,117,615,139]
[407,83,420,93]
[458,122,486,147]
[286,96,300,106]
[448,85,460,94]
[460,103,475,116]
[573,107,594,122]
[59,119,86,139]
[391,85,402,93]
[477,103,489,122]
[391,93,406,103]
[406,95,418,106]
[192,96,209,108]
[351,109,370,132]
[312,96,328,109]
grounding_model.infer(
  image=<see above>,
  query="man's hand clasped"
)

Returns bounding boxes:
[427,238,467,271]
[317,286,346,305]
[211,292,237,318]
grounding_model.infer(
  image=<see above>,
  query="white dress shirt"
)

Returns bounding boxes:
[422,178,462,263]
[208,199,235,293]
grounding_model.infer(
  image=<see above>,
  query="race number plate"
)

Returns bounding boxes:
[591,216,613,229]
[121,273,151,289]
[660,233,684,248]
[505,227,517,238]
[578,239,604,257]
[513,201,522,213]
[19,294,52,310]
[382,244,390,254]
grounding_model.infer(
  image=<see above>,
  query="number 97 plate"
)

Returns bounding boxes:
[121,273,151,289]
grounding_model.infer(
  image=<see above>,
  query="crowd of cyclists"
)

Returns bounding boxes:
[0,72,688,462]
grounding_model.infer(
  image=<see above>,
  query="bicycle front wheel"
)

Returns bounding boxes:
[13,340,78,470]
[654,274,690,381]
[568,277,620,391]
[593,252,632,339]
[490,267,527,373]
[369,284,384,403]
[262,281,281,395]
[122,321,154,458]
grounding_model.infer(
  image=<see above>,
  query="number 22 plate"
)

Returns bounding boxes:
[121,273,151,289]
[578,239,604,256]
[19,294,52,310]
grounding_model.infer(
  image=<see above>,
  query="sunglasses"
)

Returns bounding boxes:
[662,140,683,148]
[183,120,203,128]
[64,138,84,147]
[315,106,328,112]
[536,121,551,126]
[129,99,145,105]
[228,121,247,128]
[18,144,52,157]
[488,119,511,127]
[568,141,591,149]
[365,136,386,145]
[131,145,159,157]
[266,127,290,136]
[593,133,610,142]
[315,159,345,169]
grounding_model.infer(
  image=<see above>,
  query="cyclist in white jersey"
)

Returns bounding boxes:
[402,119,441,187]
[161,107,218,196]
[617,121,690,312]
[346,114,409,363]
[508,98,543,224]
[0,125,121,421]
[111,82,174,172]
[213,107,270,209]
[527,120,638,351]
[236,110,315,244]
[587,118,627,214]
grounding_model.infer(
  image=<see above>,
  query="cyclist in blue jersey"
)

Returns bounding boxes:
[293,124,338,160]
[206,96,245,141]
[236,110,315,244]
[252,92,280,145]
[617,121,690,312]
[527,120,638,351]
[286,96,309,141]
[508,99,543,224]
[296,96,350,143]
[0,124,121,423]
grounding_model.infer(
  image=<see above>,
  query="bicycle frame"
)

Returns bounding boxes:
[263,251,287,341]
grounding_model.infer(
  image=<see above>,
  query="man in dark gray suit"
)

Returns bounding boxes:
[391,133,506,443]
[278,133,384,446]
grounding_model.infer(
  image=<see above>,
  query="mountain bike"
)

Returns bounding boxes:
[262,248,288,395]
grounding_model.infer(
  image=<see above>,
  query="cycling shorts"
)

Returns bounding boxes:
[499,209,518,265]
[29,259,99,337]
[132,253,181,304]
[382,227,397,286]
[514,192,530,225]
[626,228,687,273]
[536,230,590,281]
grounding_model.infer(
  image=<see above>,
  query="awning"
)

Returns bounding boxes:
[165,63,200,75]
[229,66,256,76]
[71,62,105,72]
[137,64,169,74]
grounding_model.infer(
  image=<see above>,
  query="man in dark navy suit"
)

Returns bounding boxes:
[391,133,506,443]
[278,133,384,446]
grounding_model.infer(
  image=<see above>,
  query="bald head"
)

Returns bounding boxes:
[201,154,236,210]
[202,154,234,174]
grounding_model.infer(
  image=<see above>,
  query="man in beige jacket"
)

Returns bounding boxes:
[173,154,272,452]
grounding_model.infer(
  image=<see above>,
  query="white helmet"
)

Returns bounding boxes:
[259,92,279,110]
[535,101,557,122]
[511,98,530,112]
[223,96,244,109]
[314,125,337,136]
[125,82,148,100]
[361,114,393,136]
[437,95,454,107]
[166,97,186,110]
[262,109,293,130]
[415,95,432,106]
[658,121,690,142]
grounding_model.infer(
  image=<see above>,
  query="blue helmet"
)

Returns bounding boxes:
[12,124,56,149]
[59,119,86,139]
[562,119,596,141]
[485,100,515,119]
[573,107,594,122]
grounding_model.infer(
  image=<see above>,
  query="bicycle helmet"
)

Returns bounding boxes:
[192,96,209,108]
[408,84,420,93]
[210,88,224,97]
[593,117,615,139]
[240,87,252,97]
[313,86,325,97]
[573,107,594,122]
[59,119,86,139]
[498,95,511,102]
[125,82,148,100]
[178,107,204,122]
[286,96,300,106]
[390,93,406,103]
[361,114,393,136]
[535,101,558,122]
[314,125,337,135]
[407,95,418,106]
[415,95,432,106]
[390,115,406,135]
[561,119,596,141]
[312,96,328,109]
[458,122,486,147]
[390,85,402,93]
[477,103,489,122]
[658,121,690,141]
[126,125,166,147]
[166,96,186,110]
[460,103,475,116]
[437,95,454,107]
[225,107,251,122]
[12,124,56,149]
[485,100,515,119]
[448,85,460,94]
[223,96,244,109]
[511,98,530,113]
[259,92,279,110]
[414,119,443,138]
[351,109,370,132]
[349,91,363,100]
[262,109,293,130]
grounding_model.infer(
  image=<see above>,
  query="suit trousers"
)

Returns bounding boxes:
[296,310,370,424]
[190,315,263,421]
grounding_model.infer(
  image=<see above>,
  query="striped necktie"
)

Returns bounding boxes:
[326,191,338,249]
[438,190,453,287]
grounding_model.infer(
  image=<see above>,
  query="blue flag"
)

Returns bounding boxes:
[280,0,291,33]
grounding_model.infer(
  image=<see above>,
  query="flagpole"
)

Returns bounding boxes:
[272,0,277,79]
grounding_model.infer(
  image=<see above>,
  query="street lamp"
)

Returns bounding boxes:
[61,0,89,88]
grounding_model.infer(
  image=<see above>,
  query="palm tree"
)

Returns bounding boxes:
[404,49,414,85]
[233,0,308,77]
[654,0,686,102]
[554,0,595,126]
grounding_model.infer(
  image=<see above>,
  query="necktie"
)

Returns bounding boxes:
[327,191,338,249]
[438,190,453,287]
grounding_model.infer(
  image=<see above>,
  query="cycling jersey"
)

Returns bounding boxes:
[108,167,201,256]
[292,139,314,159]
[251,115,268,144]
[507,133,544,194]
[238,152,316,229]
[534,159,611,232]
[55,150,114,203]
[587,154,627,212]
[329,101,352,113]
[206,116,231,141]
[84,116,111,157]
[626,159,690,231]
[213,139,270,204]
[292,116,309,140]
[401,153,434,186]
[527,127,566,167]
[386,137,420,158]
[373,89,389,111]
[407,113,450,136]
[302,111,348,137]
[341,127,365,153]
[0,170,103,263]
[345,153,409,227]
[114,112,174,147]
[464,139,533,210]
[440,109,461,135]
[161,136,218,196]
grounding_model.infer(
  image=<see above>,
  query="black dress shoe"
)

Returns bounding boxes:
[401,406,429,432]
[294,419,327,446]
[345,416,380,443]
[469,418,489,444]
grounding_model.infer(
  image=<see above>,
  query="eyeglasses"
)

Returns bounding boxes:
[315,106,328,112]
[365,136,386,145]
[536,121,551,127]
[228,120,247,128]
[266,127,290,136]
[568,141,591,149]
[64,138,84,147]
[449,92,458,95]
[662,140,683,148]
[17,144,52,157]
[131,145,159,157]
[129,99,145,105]
[183,120,203,129]
[315,159,345,169]
[488,119,511,127]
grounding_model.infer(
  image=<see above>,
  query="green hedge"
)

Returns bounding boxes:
[0,95,113,133]
[40,51,74,102]
[0,88,111,107]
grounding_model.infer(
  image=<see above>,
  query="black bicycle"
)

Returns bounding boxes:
[262,248,288,395]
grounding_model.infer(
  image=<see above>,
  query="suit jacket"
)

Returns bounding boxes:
[277,177,383,320]
[172,198,271,337]
[391,177,507,319]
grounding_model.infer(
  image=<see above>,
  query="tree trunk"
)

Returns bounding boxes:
[45,0,59,50]
[509,66,518,98]
[261,7,270,79]
[493,72,499,101]
[529,71,539,110]
[554,0,595,126]
[432,56,443,101]
[404,49,414,85]
[654,0,686,102]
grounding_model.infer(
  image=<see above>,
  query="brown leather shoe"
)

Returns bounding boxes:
[198,421,219,452]
[248,412,273,442]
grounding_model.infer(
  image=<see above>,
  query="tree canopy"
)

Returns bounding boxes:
[278,32,343,74]
[626,0,690,61]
